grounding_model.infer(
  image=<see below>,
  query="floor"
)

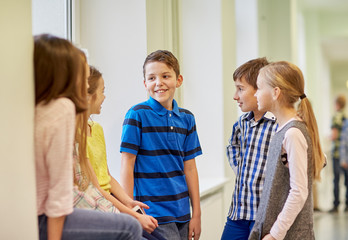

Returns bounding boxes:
[314,158,348,240]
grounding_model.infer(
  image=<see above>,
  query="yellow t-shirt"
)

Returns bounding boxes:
[87,122,112,192]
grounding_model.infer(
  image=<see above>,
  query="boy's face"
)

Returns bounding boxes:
[233,76,258,112]
[144,61,183,110]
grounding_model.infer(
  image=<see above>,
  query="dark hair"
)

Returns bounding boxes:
[143,50,180,78]
[34,34,88,113]
[88,65,102,96]
[233,57,269,89]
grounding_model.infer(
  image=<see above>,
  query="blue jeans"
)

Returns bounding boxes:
[38,208,142,240]
[142,229,166,240]
[333,157,348,207]
[155,222,189,240]
[221,218,255,240]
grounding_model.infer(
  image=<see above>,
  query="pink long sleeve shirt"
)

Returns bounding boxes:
[35,98,75,217]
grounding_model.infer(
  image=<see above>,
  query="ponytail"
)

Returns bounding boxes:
[298,98,325,180]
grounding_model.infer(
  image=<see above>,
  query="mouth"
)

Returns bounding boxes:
[155,89,168,93]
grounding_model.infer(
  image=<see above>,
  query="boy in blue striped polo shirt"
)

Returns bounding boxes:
[221,58,278,240]
[120,50,202,240]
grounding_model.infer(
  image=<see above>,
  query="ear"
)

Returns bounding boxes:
[176,75,183,88]
[143,79,147,88]
[273,87,281,100]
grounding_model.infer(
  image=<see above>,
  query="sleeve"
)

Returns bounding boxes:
[120,108,142,155]
[270,128,308,240]
[183,114,202,161]
[340,120,348,165]
[45,101,75,217]
[226,120,241,174]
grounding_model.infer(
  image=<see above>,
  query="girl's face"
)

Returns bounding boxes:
[89,77,105,115]
[255,73,274,112]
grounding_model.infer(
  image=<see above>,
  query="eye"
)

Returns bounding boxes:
[147,76,155,81]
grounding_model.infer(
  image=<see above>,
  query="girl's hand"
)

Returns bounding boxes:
[262,234,276,240]
[136,214,158,233]
[130,200,150,211]
[188,216,201,240]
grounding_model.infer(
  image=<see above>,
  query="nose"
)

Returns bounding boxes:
[155,77,164,86]
[233,92,239,100]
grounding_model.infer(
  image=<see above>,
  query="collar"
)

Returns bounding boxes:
[147,97,180,116]
[242,111,276,122]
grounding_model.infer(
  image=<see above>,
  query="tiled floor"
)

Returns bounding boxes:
[314,159,348,240]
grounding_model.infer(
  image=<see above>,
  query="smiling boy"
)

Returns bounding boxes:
[221,58,278,240]
[120,50,202,240]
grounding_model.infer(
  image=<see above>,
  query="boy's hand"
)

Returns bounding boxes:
[188,216,201,240]
[136,214,158,233]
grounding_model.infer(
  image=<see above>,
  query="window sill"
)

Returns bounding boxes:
[199,177,230,199]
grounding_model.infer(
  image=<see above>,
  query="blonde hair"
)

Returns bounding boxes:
[260,61,325,180]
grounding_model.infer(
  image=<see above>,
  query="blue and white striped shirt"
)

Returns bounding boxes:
[120,97,202,224]
[227,111,277,221]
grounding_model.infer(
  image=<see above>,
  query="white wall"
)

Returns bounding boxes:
[258,0,292,61]
[0,1,37,239]
[77,0,148,179]
[32,0,68,38]
[181,0,224,179]
[235,0,259,65]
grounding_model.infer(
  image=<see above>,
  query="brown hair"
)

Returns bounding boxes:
[233,57,269,89]
[88,65,102,96]
[34,34,88,113]
[74,51,91,191]
[260,61,325,180]
[143,50,180,78]
[74,111,91,191]
[335,95,346,110]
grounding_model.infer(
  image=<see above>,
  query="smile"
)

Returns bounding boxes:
[155,89,168,93]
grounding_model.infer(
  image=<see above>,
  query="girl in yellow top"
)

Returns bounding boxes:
[86,66,165,240]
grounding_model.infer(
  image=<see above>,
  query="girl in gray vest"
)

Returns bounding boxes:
[249,61,326,240]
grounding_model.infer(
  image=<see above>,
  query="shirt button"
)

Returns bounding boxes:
[170,126,174,130]
[169,114,172,117]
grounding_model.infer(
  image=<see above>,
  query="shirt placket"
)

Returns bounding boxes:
[168,112,175,141]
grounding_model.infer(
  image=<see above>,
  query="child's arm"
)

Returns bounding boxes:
[227,121,242,174]
[87,160,158,233]
[340,121,348,169]
[108,168,149,210]
[120,152,137,198]
[47,216,65,240]
[184,159,201,240]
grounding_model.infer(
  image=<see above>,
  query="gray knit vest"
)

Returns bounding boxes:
[249,120,314,240]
